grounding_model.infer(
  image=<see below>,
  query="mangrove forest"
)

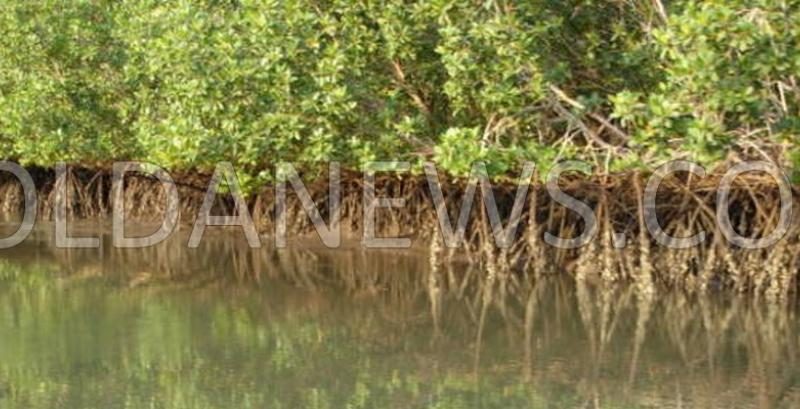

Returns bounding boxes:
[1,1,800,408]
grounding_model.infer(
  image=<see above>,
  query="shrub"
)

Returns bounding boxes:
[0,0,796,190]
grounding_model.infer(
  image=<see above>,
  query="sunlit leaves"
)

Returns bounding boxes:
[612,0,800,164]
[0,0,797,187]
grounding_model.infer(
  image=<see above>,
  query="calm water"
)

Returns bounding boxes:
[0,223,799,408]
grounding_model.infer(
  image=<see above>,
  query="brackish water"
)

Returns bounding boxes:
[0,223,799,408]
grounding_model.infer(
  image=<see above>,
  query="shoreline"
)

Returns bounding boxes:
[0,164,798,298]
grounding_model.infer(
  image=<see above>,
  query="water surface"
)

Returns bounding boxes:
[0,224,798,408]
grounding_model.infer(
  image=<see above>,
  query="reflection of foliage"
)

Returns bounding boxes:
[2,257,798,409]
[0,260,56,289]
[0,262,552,409]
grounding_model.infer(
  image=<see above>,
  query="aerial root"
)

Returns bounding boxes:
[0,166,796,298]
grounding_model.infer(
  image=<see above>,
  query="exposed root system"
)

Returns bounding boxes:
[1,165,798,298]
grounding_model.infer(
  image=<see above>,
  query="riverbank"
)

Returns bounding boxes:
[0,164,798,298]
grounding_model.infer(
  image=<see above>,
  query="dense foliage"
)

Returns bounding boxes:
[1,0,798,189]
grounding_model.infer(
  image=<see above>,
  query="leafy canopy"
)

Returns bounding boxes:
[1,1,797,191]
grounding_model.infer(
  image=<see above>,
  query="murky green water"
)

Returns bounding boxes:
[0,224,799,408]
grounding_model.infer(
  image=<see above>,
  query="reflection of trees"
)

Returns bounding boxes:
[561,286,800,409]
[1,227,799,408]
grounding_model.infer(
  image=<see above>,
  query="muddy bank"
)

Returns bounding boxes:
[0,165,798,298]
